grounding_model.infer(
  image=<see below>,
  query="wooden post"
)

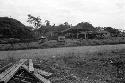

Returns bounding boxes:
[85,33,87,39]
[29,59,34,73]
[77,33,79,39]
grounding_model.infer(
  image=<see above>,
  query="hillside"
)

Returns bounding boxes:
[0,17,33,39]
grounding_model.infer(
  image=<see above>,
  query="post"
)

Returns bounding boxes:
[29,59,34,73]
[85,33,87,39]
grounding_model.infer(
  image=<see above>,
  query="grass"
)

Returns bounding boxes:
[0,37,125,51]
[32,48,125,83]
[1,44,125,82]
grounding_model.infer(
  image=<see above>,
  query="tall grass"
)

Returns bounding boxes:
[0,37,125,51]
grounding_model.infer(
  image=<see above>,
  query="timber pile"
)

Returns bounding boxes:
[0,59,52,83]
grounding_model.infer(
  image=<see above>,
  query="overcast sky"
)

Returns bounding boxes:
[0,0,125,29]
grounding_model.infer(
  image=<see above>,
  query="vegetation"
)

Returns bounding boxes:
[0,15,125,50]
[0,37,125,50]
[1,45,125,82]
[104,27,121,37]
[0,17,34,39]
[1,15,125,83]
[76,22,95,31]
[27,14,42,29]
[27,14,124,40]
[0,15,124,40]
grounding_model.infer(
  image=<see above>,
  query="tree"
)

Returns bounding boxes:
[57,23,70,32]
[95,26,104,31]
[0,17,34,39]
[104,27,121,37]
[27,14,42,29]
[45,20,50,26]
[76,22,95,31]
[64,22,69,26]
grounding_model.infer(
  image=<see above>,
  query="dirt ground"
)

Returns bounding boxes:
[1,44,125,83]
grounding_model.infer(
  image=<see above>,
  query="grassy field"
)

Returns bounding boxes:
[1,37,125,51]
[1,44,125,83]
[0,44,125,59]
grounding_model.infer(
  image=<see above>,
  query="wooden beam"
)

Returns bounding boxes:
[22,65,51,83]
[34,72,51,83]
[0,59,27,83]
[35,68,52,77]
[0,63,13,73]
[20,79,31,83]
[14,75,34,80]
[29,59,34,73]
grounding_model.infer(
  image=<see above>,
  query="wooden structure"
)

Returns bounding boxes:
[0,59,52,83]
[61,27,110,39]
[58,36,65,42]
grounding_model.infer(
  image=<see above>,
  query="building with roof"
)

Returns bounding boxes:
[61,26,110,39]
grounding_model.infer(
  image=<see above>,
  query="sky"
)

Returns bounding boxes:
[0,0,125,29]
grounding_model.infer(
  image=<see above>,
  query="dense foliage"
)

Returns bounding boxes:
[75,22,95,31]
[0,17,34,39]
[104,27,121,37]
[0,16,124,40]
[27,14,124,39]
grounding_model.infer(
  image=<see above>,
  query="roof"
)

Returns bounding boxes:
[61,26,96,33]
[61,27,73,33]
[95,30,110,34]
[61,26,84,33]
[76,30,110,34]
[80,31,94,34]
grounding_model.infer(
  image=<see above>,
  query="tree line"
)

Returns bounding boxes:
[27,14,123,38]
[0,15,124,41]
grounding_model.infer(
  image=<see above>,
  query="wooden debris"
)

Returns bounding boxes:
[0,63,13,73]
[34,72,51,83]
[0,59,51,83]
[35,68,52,77]
[22,64,51,83]
[0,59,27,83]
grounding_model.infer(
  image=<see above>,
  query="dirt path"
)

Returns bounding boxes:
[0,44,125,59]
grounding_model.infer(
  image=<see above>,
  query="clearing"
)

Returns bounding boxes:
[0,44,125,59]
[1,44,125,83]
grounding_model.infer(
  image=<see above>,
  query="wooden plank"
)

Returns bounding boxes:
[0,59,27,83]
[0,63,13,73]
[0,59,26,79]
[29,59,34,73]
[14,75,34,80]
[22,65,51,83]
[0,59,27,82]
[0,63,15,79]
[0,65,13,80]
[20,79,31,83]
[34,72,51,83]
[35,68,52,77]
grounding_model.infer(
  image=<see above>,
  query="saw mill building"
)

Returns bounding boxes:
[61,26,110,39]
